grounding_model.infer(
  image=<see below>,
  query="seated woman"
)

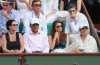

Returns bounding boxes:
[48,20,70,52]
[2,20,24,53]
[74,23,98,53]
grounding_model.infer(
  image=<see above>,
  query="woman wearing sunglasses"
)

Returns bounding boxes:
[74,23,98,53]
[2,20,24,53]
[48,20,70,53]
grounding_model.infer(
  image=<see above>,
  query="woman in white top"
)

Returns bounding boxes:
[14,0,33,19]
[74,24,98,53]
[40,0,59,23]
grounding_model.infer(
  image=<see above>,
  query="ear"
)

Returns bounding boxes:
[9,26,11,29]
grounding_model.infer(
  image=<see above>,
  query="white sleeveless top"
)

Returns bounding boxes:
[16,0,30,19]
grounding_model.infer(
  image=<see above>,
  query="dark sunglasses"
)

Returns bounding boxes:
[56,25,62,28]
[11,24,18,26]
[33,4,41,7]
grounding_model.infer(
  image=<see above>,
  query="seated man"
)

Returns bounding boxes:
[0,0,20,34]
[65,3,89,34]
[23,18,49,53]
[24,0,47,34]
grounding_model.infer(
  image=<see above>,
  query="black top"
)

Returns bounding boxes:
[63,0,77,10]
[5,32,20,50]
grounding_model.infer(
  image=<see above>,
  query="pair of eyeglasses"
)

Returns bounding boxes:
[33,4,41,7]
[56,25,62,28]
[69,10,76,13]
[3,5,9,7]
[81,27,88,30]
[11,24,18,26]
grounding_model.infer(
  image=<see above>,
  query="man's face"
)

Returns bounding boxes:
[2,3,12,11]
[32,1,41,12]
[30,23,39,33]
[69,7,77,19]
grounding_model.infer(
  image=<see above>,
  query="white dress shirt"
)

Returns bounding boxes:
[74,34,98,52]
[23,31,49,53]
[24,11,47,34]
[40,0,59,23]
[65,12,89,34]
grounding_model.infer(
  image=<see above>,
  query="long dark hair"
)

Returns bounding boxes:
[50,20,67,45]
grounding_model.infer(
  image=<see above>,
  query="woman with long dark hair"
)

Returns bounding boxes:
[48,20,70,52]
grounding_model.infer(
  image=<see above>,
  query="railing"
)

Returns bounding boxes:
[0,53,100,65]
[81,1,100,49]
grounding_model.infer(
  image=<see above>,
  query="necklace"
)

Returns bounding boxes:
[9,32,16,36]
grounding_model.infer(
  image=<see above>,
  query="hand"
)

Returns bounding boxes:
[54,32,59,39]
[71,48,78,53]
[2,10,8,17]
[70,13,76,19]
[10,50,15,53]
[14,49,20,53]
[45,15,50,19]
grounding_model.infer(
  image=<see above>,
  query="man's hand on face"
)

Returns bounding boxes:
[70,13,76,22]
[2,10,8,17]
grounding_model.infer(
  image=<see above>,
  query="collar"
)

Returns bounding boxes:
[75,12,79,20]
[32,10,41,18]
[29,31,41,35]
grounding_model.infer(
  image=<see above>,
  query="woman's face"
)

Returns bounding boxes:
[55,23,63,32]
[80,26,88,35]
[9,21,18,31]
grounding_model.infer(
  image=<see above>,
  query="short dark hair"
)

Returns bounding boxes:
[68,3,77,10]
[32,0,41,6]
[6,20,15,30]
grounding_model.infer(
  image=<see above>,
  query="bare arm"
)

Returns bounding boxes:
[77,0,82,12]
[2,35,14,53]
[48,35,56,50]
[64,34,70,49]
[19,33,24,53]
[60,0,64,11]
[24,0,33,10]
[46,9,57,19]
[13,0,16,9]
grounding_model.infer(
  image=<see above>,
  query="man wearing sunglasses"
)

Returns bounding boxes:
[0,0,20,34]
[23,18,49,53]
[65,3,89,35]
[24,0,47,34]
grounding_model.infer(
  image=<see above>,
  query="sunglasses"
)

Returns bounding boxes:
[33,4,41,7]
[80,27,88,30]
[69,10,76,13]
[11,24,18,26]
[56,25,62,28]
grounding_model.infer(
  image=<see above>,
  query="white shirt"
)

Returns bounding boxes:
[40,0,59,15]
[24,11,47,34]
[65,12,89,34]
[74,34,98,52]
[23,31,49,53]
